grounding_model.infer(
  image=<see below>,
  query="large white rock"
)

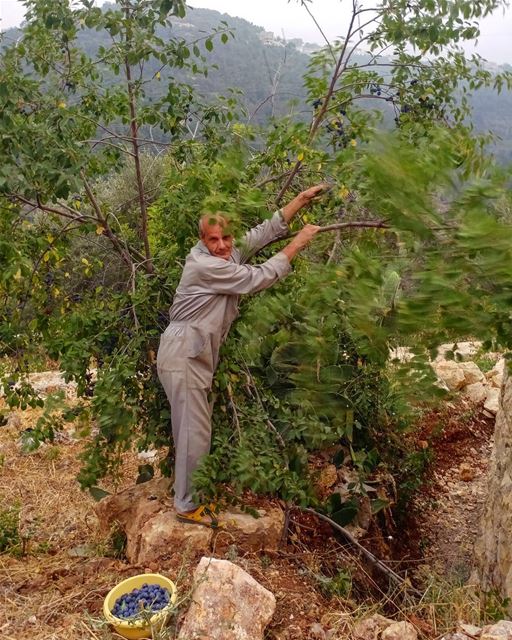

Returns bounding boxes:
[177,557,276,640]
[484,387,501,415]
[352,614,394,639]
[464,382,487,404]
[486,359,506,389]
[381,621,417,640]
[94,478,284,565]
[432,360,466,391]
[436,341,482,361]
[459,362,485,386]
[481,620,512,639]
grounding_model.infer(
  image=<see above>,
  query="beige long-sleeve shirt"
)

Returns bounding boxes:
[161,210,291,386]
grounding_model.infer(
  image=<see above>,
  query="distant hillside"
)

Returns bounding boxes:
[2,5,512,162]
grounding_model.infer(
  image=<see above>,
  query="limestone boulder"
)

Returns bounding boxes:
[352,614,394,639]
[432,361,466,391]
[94,478,284,564]
[459,623,482,636]
[436,341,482,361]
[94,477,172,535]
[486,359,506,389]
[464,382,487,404]
[213,508,284,554]
[177,557,275,640]
[481,620,512,639]
[484,387,501,415]
[135,510,212,565]
[381,621,417,640]
[459,362,485,386]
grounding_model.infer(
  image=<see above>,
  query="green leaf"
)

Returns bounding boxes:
[136,464,155,484]
[205,38,213,52]
[89,486,112,502]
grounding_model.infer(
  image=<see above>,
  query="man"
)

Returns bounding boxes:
[157,185,325,526]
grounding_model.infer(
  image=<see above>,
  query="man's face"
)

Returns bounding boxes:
[201,223,233,260]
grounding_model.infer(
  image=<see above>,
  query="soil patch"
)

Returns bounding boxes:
[396,397,495,581]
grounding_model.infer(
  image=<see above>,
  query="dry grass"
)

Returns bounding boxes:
[0,397,503,640]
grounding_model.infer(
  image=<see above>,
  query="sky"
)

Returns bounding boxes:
[1,0,511,64]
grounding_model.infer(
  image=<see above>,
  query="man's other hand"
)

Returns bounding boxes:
[295,224,321,248]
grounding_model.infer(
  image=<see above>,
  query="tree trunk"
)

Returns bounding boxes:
[475,364,512,603]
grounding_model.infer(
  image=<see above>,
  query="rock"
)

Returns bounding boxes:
[476,363,512,610]
[459,622,482,636]
[459,463,477,482]
[433,361,466,391]
[381,621,417,640]
[459,362,485,386]
[309,622,327,639]
[315,464,338,494]
[94,478,284,564]
[464,382,487,404]
[353,614,394,639]
[214,508,284,553]
[481,620,512,639]
[389,346,415,363]
[27,370,78,398]
[94,476,172,534]
[437,341,482,361]
[486,359,506,389]
[135,510,212,564]
[67,543,97,558]
[177,557,276,640]
[440,634,473,640]
[5,413,22,429]
[137,449,158,462]
[484,387,501,415]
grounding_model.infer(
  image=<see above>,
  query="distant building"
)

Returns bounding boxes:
[258,31,285,47]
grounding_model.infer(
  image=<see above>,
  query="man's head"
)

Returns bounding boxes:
[198,213,233,260]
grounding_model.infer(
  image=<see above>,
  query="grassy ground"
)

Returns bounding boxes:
[0,394,504,639]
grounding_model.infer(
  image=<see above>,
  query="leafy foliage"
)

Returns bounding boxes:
[1,0,512,520]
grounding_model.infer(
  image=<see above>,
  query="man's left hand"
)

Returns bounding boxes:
[299,183,332,203]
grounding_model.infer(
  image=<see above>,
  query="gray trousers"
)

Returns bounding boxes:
[157,323,215,513]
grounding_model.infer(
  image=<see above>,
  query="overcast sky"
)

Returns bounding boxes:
[1,0,511,64]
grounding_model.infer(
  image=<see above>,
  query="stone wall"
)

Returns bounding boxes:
[475,363,512,603]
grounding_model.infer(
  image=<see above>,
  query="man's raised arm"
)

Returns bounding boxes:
[239,184,329,262]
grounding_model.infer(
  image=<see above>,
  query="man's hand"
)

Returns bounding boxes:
[295,224,321,248]
[281,224,321,261]
[299,183,332,204]
[281,183,331,223]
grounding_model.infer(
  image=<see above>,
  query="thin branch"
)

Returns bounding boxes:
[85,139,136,157]
[82,175,135,271]
[226,382,242,442]
[276,6,359,204]
[302,2,336,63]
[326,229,341,264]
[130,263,140,332]
[254,170,297,189]
[12,194,96,223]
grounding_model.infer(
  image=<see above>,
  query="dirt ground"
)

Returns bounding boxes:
[0,393,497,640]
[398,399,495,583]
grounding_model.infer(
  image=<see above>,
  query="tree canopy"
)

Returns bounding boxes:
[1,0,511,518]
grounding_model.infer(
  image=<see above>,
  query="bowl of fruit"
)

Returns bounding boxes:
[103,573,177,639]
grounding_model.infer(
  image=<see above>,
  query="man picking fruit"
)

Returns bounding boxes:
[157,185,326,526]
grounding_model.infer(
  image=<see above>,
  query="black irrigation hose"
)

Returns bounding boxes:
[301,507,424,599]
